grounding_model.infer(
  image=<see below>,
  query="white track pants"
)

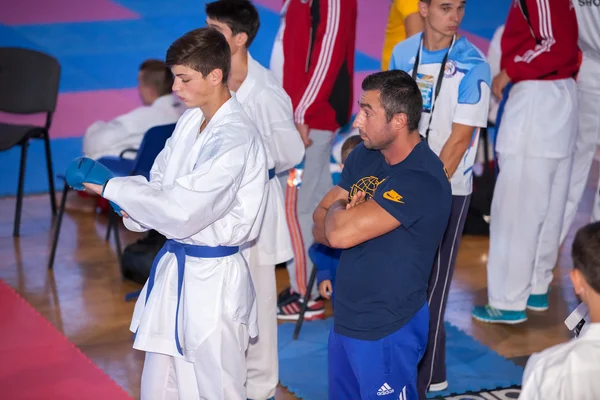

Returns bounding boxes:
[487,78,577,311]
[488,154,573,310]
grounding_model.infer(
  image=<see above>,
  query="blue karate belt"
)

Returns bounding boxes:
[142,239,239,355]
[268,168,275,180]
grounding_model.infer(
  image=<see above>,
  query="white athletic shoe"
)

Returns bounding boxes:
[428,381,449,392]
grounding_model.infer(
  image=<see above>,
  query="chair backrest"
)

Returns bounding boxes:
[0,47,61,114]
[131,123,177,179]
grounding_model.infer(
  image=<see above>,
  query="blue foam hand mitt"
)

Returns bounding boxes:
[65,156,124,215]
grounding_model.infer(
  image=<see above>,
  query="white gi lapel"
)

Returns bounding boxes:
[160,109,203,186]
[235,54,258,105]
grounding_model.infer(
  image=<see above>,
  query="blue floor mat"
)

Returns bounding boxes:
[278,319,523,400]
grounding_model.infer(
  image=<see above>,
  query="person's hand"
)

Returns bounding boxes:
[83,182,103,196]
[296,123,313,148]
[82,182,129,218]
[346,191,366,209]
[319,280,333,299]
[492,69,511,100]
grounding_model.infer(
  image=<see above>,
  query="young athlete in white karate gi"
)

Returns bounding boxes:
[205,2,305,399]
[82,59,185,160]
[82,27,269,400]
[520,222,600,400]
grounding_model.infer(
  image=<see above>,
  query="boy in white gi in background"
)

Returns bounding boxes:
[519,222,600,400]
[83,59,185,160]
[205,1,305,399]
[83,27,269,400]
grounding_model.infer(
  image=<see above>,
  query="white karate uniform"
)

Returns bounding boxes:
[561,4,600,239]
[103,97,269,400]
[236,54,304,400]
[519,323,600,400]
[488,77,578,310]
[83,94,186,160]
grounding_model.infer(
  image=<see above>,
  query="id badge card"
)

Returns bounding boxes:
[416,73,435,113]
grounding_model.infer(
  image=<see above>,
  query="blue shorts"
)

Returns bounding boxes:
[328,304,429,399]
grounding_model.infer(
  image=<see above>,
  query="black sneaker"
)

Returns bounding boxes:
[277,286,297,306]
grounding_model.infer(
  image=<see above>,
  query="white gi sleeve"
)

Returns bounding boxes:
[256,91,305,173]
[519,346,579,400]
[82,120,126,158]
[519,353,544,400]
[103,136,265,240]
[82,107,150,158]
[122,217,150,233]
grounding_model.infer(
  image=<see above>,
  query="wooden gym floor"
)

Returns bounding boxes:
[0,165,595,399]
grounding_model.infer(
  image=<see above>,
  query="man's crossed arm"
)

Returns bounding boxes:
[312,186,401,249]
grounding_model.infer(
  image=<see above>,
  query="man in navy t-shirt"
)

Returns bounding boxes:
[313,70,452,399]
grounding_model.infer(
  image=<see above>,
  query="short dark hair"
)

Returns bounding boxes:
[205,0,260,48]
[341,135,363,163]
[572,222,600,294]
[139,59,173,96]
[166,27,231,83]
[361,70,422,131]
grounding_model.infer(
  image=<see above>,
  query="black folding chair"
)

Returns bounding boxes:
[0,47,60,236]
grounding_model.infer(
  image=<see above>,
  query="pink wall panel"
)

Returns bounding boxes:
[0,89,141,139]
[0,0,138,25]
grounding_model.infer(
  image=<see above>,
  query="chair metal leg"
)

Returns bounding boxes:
[48,182,69,270]
[105,216,113,242]
[43,134,57,216]
[13,142,29,237]
[293,265,319,340]
[110,212,124,277]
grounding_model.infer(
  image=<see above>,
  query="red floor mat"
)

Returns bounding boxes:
[0,279,132,399]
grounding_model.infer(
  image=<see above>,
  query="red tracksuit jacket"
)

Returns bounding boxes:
[280,0,357,131]
[501,0,579,83]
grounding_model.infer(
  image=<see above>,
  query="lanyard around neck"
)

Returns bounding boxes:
[412,34,456,142]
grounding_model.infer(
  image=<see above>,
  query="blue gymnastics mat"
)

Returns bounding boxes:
[278,318,523,400]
